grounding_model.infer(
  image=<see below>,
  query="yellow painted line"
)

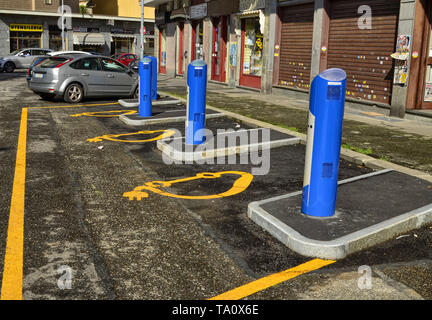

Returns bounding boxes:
[28,102,119,109]
[209,258,336,300]
[1,108,28,300]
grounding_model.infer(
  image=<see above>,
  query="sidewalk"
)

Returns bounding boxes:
[158,76,432,175]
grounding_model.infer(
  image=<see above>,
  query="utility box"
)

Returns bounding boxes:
[186,60,207,145]
[301,68,347,217]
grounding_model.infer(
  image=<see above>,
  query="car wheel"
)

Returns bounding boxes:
[64,83,84,103]
[4,62,15,73]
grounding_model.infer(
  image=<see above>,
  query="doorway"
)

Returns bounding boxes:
[192,20,204,61]
[239,17,263,89]
[419,0,432,109]
[211,16,227,83]
[159,27,167,74]
[178,22,184,75]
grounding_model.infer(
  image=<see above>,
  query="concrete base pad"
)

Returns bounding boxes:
[119,108,224,126]
[157,128,300,162]
[118,96,182,108]
[248,170,432,260]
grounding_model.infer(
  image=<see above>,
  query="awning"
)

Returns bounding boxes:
[170,13,189,20]
[73,32,106,46]
[111,33,136,39]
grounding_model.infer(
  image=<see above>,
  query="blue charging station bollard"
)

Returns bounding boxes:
[185,60,207,145]
[301,68,347,217]
[138,57,152,117]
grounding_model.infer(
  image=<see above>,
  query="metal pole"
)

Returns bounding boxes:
[140,1,144,59]
[62,0,66,51]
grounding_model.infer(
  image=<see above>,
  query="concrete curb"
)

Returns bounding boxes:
[118,98,183,108]
[156,129,300,162]
[159,90,432,183]
[248,170,432,260]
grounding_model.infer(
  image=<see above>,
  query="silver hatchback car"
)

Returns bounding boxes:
[29,55,139,103]
[0,48,53,73]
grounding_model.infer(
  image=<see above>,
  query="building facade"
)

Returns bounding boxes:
[147,0,431,118]
[0,0,155,57]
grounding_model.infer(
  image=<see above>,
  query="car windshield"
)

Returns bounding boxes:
[38,57,69,68]
[32,57,47,66]
[112,54,122,59]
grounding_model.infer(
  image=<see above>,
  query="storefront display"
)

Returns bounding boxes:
[9,24,43,51]
[192,21,204,60]
[242,18,262,76]
[240,16,263,89]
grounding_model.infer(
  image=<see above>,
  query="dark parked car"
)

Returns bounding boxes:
[26,56,50,81]
[29,55,139,103]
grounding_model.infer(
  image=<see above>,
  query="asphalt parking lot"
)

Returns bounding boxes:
[0,71,431,302]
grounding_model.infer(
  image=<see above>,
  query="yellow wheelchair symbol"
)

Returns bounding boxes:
[87,129,176,143]
[71,110,137,117]
[123,171,254,200]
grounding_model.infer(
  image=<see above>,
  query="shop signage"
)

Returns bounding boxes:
[73,26,88,32]
[239,0,265,12]
[190,3,207,19]
[10,24,43,32]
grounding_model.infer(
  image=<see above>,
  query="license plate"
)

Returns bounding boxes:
[34,73,44,78]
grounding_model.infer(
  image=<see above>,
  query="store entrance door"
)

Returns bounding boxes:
[159,28,167,74]
[211,16,227,83]
[239,17,263,89]
[419,1,432,109]
[178,23,184,75]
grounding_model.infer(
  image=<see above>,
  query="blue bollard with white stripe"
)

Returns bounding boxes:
[138,57,152,117]
[301,68,347,217]
[185,60,207,145]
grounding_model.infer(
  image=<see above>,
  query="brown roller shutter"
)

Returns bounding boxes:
[327,0,400,104]
[278,3,314,91]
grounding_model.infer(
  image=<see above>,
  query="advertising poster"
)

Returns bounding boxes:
[424,83,432,102]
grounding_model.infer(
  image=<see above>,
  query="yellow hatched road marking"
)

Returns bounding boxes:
[209,259,336,300]
[28,102,118,109]
[1,108,28,300]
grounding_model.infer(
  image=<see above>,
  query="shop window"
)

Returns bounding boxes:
[242,18,263,77]
[10,31,42,52]
[111,37,135,55]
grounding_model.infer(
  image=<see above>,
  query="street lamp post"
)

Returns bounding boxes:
[140,0,144,59]
[61,0,65,51]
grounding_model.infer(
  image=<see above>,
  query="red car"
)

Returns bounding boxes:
[111,53,137,67]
